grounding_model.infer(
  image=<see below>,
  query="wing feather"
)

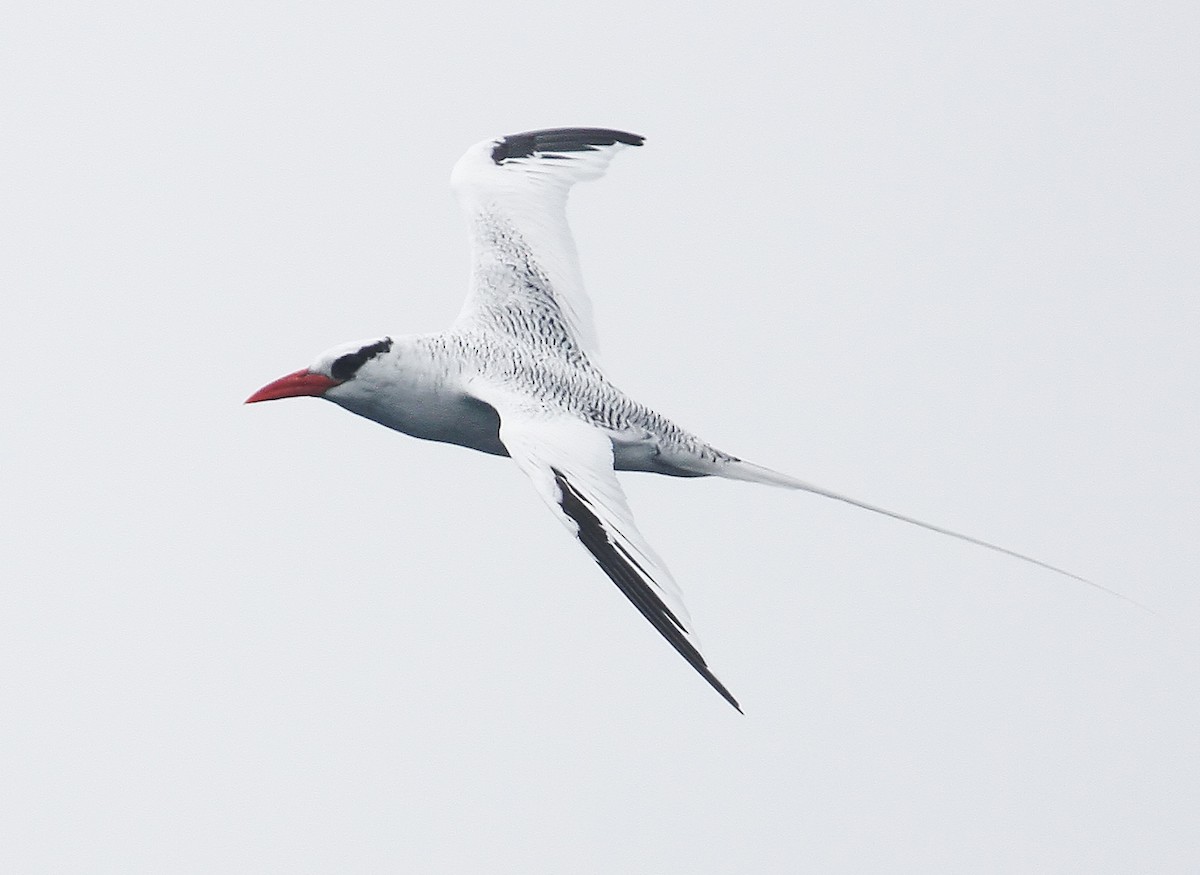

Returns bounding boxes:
[484,399,741,711]
[450,128,643,363]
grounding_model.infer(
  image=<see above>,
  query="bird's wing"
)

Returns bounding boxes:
[475,388,740,711]
[449,128,643,364]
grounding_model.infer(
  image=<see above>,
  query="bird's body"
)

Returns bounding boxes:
[248,128,1130,712]
[331,330,734,475]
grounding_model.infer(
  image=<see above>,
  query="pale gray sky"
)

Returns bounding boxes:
[3,2,1198,872]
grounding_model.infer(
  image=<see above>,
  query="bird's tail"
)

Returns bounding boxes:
[716,459,1151,612]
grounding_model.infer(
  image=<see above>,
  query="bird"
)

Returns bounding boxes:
[246,127,1137,712]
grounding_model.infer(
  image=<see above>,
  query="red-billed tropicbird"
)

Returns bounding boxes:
[247,128,1136,712]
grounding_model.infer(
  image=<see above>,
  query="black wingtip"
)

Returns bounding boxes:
[492,128,645,164]
[551,468,742,712]
[700,673,741,713]
[719,686,744,714]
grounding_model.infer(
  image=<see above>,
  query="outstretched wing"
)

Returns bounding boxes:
[449,128,643,363]
[476,390,740,711]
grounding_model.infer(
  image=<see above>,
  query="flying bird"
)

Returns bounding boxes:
[247,127,1133,712]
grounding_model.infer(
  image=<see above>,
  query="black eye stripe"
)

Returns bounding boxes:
[330,354,363,381]
[331,337,392,381]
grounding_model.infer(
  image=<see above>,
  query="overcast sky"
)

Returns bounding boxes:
[3,2,1199,872]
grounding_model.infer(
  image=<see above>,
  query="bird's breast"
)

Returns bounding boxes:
[334,381,508,457]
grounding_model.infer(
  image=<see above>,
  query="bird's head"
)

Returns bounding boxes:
[245,336,394,405]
